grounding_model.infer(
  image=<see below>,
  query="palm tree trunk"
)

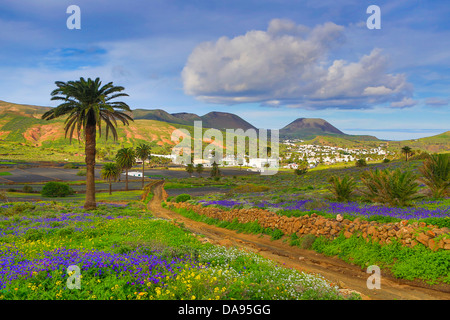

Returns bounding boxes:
[125,168,129,191]
[84,123,97,210]
[109,177,112,195]
[142,162,145,189]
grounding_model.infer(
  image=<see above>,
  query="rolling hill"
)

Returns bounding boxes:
[133,109,256,130]
[0,100,448,162]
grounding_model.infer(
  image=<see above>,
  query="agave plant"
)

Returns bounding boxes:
[419,153,450,199]
[327,176,357,202]
[360,168,422,207]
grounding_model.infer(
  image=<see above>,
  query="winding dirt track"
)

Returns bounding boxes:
[148,180,450,300]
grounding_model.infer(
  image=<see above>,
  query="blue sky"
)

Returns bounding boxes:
[0,0,449,140]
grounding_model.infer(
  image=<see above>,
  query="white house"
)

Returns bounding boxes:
[248,158,278,169]
[125,171,143,177]
[193,158,212,167]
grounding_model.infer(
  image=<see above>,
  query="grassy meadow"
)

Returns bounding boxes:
[0,156,449,300]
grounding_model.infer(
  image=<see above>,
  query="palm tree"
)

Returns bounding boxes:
[419,153,450,198]
[195,163,204,177]
[101,163,120,195]
[210,161,221,178]
[401,146,412,162]
[115,147,136,191]
[135,143,152,188]
[42,77,132,210]
[360,168,422,206]
[186,163,194,177]
[328,176,356,202]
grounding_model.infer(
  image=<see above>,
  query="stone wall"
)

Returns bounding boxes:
[170,202,450,251]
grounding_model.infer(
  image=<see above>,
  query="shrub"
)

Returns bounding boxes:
[418,153,450,198]
[294,167,308,175]
[269,228,284,240]
[300,234,317,249]
[360,169,422,206]
[76,169,87,176]
[355,159,367,167]
[63,163,79,169]
[382,158,390,163]
[328,176,357,202]
[41,182,74,197]
[22,185,33,193]
[210,162,221,178]
[175,194,191,203]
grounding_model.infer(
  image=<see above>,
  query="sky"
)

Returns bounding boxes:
[0,0,449,140]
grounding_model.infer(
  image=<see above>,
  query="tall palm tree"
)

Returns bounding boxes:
[135,143,152,188]
[42,77,132,210]
[195,163,204,177]
[101,163,120,195]
[115,147,136,191]
[186,163,194,177]
[401,146,412,162]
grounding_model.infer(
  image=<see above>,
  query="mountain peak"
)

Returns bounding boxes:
[280,117,345,139]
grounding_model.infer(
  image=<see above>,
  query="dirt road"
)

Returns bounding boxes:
[148,180,450,300]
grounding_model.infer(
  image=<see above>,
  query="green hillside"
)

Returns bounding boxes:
[0,100,448,162]
[387,131,450,153]
[299,134,383,149]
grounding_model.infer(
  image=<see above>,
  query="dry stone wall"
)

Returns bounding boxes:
[170,202,450,251]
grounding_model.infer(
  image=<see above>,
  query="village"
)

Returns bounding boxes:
[125,140,393,176]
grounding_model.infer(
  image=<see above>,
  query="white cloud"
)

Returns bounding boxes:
[425,97,449,107]
[182,19,413,110]
[390,97,418,109]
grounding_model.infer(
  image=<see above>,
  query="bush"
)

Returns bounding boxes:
[76,169,87,176]
[382,158,390,163]
[175,194,191,203]
[22,185,33,193]
[328,176,357,202]
[355,159,367,167]
[294,167,308,175]
[63,163,79,169]
[360,169,422,206]
[300,234,317,249]
[41,182,74,197]
[418,153,449,198]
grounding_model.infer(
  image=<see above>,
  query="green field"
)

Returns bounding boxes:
[0,201,354,300]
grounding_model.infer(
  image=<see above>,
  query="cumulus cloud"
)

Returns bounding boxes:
[182,19,413,109]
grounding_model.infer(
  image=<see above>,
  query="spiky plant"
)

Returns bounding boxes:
[419,153,450,199]
[327,176,357,202]
[360,168,422,207]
